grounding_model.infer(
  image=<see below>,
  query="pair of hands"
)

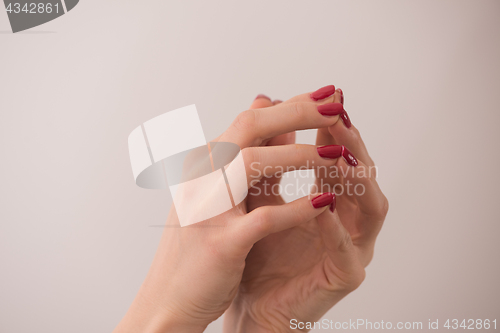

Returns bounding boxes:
[114,85,388,333]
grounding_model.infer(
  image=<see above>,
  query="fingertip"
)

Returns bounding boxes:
[341,110,352,128]
[250,94,274,109]
[310,85,336,101]
[311,192,334,209]
[336,88,344,105]
[329,193,337,213]
[255,94,271,101]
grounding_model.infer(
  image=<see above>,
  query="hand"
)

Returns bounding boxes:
[113,87,350,333]
[224,88,389,332]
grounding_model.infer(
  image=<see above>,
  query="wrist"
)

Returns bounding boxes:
[225,312,296,333]
[224,299,294,333]
[223,289,350,333]
[114,289,208,333]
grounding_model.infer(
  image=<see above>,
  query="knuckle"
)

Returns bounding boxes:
[233,109,257,132]
[241,147,261,176]
[252,208,273,237]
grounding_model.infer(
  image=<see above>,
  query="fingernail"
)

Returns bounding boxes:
[312,193,334,208]
[340,110,352,128]
[310,85,336,101]
[341,146,358,167]
[338,89,344,105]
[317,103,344,116]
[273,100,282,105]
[317,145,343,159]
[255,94,271,101]
[330,194,337,212]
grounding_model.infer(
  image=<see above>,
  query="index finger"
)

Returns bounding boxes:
[221,99,345,148]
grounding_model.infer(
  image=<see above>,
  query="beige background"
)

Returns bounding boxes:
[1,1,499,332]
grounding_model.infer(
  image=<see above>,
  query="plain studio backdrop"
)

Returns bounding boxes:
[1,1,499,332]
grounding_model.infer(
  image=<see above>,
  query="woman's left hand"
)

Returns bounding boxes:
[224,88,389,332]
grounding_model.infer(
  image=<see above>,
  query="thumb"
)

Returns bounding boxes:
[234,193,334,249]
[316,200,365,291]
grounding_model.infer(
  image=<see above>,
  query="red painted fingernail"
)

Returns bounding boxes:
[317,145,343,159]
[341,146,358,167]
[330,194,337,212]
[340,110,352,128]
[312,193,334,208]
[338,89,344,105]
[273,100,282,105]
[255,94,271,101]
[317,103,344,116]
[310,85,336,101]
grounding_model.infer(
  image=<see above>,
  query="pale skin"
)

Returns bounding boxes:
[113,87,388,333]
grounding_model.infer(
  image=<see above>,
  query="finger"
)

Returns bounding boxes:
[285,86,351,132]
[247,95,291,203]
[256,130,296,200]
[284,84,337,104]
[336,148,389,238]
[250,96,291,147]
[316,200,365,289]
[235,193,334,248]
[246,97,292,205]
[316,89,343,147]
[250,94,274,109]
[222,101,344,148]
[248,95,290,148]
[327,122,374,166]
[264,120,296,189]
[314,90,343,189]
[267,131,295,146]
[243,144,352,187]
[325,90,375,166]
[265,98,295,148]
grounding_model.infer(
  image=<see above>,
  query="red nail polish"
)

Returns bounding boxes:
[317,103,344,116]
[255,94,271,101]
[310,85,336,101]
[317,145,343,159]
[273,100,283,105]
[341,146,358,167]
[330,194,337,212]
[340,110,352,128]
[312,193,334,208]
[338,89,344,105]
